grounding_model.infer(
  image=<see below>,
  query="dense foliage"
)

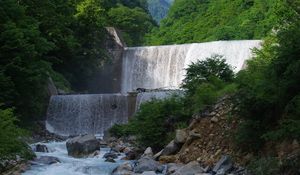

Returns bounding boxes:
[146,0,282,45]
[0,108,34,159]
[147,0,173,23]
[234,0,300,151]
[111,96,187,150]
[0,0,154,159]
[110,57,236,150]
[0,0,154,121]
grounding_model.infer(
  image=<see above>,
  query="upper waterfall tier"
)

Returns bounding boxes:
[46,94,128,136]
[121,40,261,93]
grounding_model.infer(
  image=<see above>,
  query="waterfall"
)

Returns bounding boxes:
[46,40,261,136]
[46,94,128,136]
[121,40,261,93]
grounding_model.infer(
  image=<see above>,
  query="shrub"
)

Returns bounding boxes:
[247,157,280,175]
[181,54,234,95]
[111,96,187,151]
[0,107,34,159]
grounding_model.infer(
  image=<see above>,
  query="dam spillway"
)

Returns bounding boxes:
[121,40,261,93]
[46,94,128,136]
[46,40,261,136]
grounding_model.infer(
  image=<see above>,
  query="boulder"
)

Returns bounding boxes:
[103,152,118,159]
[87,150,101,158]
[105,157,116,163]
[171,161,204,175]
[35,144,48,153]
[166,163,183,175]
[123,150,137,160]
[142,171,157,175]
[66,134,100,158]
[112,162,133,175]
[212,155,233,174]
[161,140,180,156]
[153,150,163,160]
[134,156,161,173]
[174,129,187,144]
[33,156,60,165]
[142,147,153,157]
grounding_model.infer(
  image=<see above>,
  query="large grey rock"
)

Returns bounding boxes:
[112,162,133,175]
[35,144,48,153]
[171,161,204,175]
[103,152,118,159]
[212,155,233,174]
[166,163,183,175]
[33,156,60,165]
[142,171,157,175]
[142,147,153,157]
[66,134,100,158]
[153,150,163,160]
[161,140,180,156]
[174,129,187,144]
[134,156,161,173]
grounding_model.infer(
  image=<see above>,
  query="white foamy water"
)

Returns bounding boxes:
[46,94,128,136]
[121,40,261,93]
[23,142,123,175]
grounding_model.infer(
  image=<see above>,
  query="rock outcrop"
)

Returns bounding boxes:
[66,134,100,158]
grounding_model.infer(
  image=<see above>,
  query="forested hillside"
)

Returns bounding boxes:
[0,0,154,124]
[147,0,174,23]
[147,0,280,45]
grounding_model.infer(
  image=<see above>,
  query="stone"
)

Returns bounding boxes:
[142,171,157,175]
[99,140,108,147]
[105,157,116,163]
[123,150,137,160]
[159,155,177,164]
[212,155,233,174]
[161,140,180,156]
[142,147,153,157]
[174,129,188,144]
[153,150,163,160]
[186,130,201,145]
[35,144,48,153]
[171,161,205,175]
[66,134,100,158]
[88,150,100,158]
[112,162,134,175]
[134,156,161,173]
[103,152,118,159]
[33,156,60,165]
[211,117,219,123]
[166,163,183,175]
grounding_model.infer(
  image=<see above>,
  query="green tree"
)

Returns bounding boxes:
[0,0,53,121]
[234,0,300,151]
[0,107,34,159]
[182,55,234,95]
[108,5,155,46]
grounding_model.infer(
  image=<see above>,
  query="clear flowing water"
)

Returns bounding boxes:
[46,94,128,136]
[23,142,123,175]
[121,40,261,93]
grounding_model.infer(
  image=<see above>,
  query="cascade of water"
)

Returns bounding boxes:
[121,40,261,93]
[46,40,261,136]
[46,94,128,136]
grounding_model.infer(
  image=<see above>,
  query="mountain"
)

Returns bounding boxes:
[147,0,173,23]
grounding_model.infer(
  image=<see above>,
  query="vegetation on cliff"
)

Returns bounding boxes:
[146,0,286,45]
[0,0,154,159]
[111,0,300,172]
